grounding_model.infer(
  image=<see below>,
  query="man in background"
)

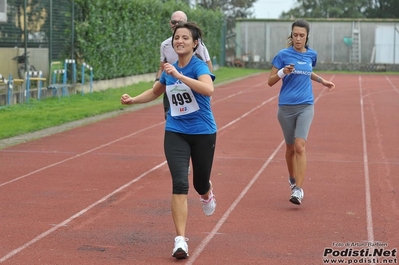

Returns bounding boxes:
[154,10,213,119]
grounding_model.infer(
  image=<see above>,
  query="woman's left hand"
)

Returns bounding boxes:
[323,80,335,92]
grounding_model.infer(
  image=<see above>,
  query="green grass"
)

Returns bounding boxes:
[0,67,264,140]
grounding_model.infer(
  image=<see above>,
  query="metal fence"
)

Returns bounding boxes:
[0,0,76,61]
[0,0,80,106]
[230,18,399,71]
[3,6,399,107]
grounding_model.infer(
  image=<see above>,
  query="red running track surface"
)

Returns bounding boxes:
[0,73,398,265]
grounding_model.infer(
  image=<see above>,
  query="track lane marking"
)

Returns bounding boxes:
[0,78,270,188]
[0,122,164,188]
[359,76,375,265]
[0,161,167,263]
[186,76,336,264]
[0,77,274,262]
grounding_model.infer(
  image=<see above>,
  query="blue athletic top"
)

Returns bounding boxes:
[271,46,317,106]
[160,56,217,134]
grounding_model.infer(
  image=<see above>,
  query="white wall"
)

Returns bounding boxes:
[375,25,399,64]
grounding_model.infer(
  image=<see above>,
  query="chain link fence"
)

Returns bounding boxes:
[0,0,80,106]
[230,19,399,72]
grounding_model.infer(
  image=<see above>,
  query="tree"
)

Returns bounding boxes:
[280,0,399,19]
[195,0,257,33]
[364,0,399,18]
[4,0,49,43]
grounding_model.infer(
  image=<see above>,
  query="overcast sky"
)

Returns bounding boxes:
[252,0,296,19]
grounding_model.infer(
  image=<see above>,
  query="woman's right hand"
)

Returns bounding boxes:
[284,63,295,74]
[121,94,133,105]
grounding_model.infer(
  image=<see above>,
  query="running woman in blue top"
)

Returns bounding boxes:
[121,22,217,260]
[268,19,335,205]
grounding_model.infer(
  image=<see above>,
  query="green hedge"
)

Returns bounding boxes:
[74,0,224,80]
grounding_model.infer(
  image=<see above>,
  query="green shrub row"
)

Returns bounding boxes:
[74,0,224,80]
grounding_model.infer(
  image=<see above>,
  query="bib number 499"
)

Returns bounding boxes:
[171,92,192,106]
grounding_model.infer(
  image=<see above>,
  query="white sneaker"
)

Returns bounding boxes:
[289,187,304,205]
[172,236,188,259]
[200,183,216,216]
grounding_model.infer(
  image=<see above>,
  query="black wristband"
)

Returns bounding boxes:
[154,78,160,82]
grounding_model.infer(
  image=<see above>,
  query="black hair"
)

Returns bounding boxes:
[171,22,203,52]
[287,19,310,47]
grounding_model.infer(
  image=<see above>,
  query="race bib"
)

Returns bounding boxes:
[166,82,199,116]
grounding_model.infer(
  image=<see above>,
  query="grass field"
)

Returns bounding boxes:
[0,67,264,140]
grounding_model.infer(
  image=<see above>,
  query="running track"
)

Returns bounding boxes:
[0,73,398,265]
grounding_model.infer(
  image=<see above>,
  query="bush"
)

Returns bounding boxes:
[74,0,224,80]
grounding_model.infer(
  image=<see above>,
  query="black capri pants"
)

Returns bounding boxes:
[164,131,216,195]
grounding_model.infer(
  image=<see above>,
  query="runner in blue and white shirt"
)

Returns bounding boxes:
[268,19,335,206]
[155,10,212,120]
[121,22,217,260]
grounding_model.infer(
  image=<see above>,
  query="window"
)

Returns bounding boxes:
[0,0,6,23]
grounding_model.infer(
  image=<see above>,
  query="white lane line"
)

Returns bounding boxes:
[0,122,164,188]
[0,80,275,263]
[186,77,336,264]
[186,140,285,265]
[0,161,167,263]
[218,95,278,130]
[359,76,375,249]
[385,75,399,94]
[0,79,270,188]
[313,74,375,246]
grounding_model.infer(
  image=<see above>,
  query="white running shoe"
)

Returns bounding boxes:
[288,176,296,190]
[200,182,216,216]
[172,236,189,259]
[289,187,304,205]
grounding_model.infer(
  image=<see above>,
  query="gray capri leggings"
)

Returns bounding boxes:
[277,104,314,145]
[164,131,216,195]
